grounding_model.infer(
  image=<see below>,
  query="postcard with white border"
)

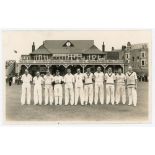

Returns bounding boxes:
[3,30,152,124]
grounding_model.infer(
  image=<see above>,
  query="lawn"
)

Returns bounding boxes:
[5,82,149,123]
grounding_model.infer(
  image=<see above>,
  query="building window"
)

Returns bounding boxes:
[38,55,42,60]
[36,55,39,60]
[126,53,130,59]
[142,53,144,57]
[127,60,130,63]
[141,51,145,58]
[141,60,145,66]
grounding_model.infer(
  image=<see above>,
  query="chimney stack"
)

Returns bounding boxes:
[32,42,35,52]
[112,47,114,51]
[102,42,105,52]
[127,42,131,50]
[122,45,126,51]
[127,42,131,46]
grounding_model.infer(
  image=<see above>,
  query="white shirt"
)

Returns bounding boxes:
[105,73,116,84]
[64,73,74,88]
[33,76,44,86]
[74,73,84,87]
[94,72,104,83]
[53,75,63,84]
[21,74,32,84]
[64,74,74,83]
[13,76,16,81]
[44,75,53,85]
[83,72,93,84]
[126,71,137,87]
[116,73,126,85]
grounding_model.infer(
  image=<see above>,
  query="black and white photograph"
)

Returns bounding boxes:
[1,0,155,155]
[3,30,151,123]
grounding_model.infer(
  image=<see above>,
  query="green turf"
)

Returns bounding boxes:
[5,82,149,123]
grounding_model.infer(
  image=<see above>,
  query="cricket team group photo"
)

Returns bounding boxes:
[4,31,150,122]
[16,66,138,107]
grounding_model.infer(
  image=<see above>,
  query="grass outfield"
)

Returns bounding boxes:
[5,82,149,123]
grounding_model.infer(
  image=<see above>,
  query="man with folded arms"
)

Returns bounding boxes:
[53,70,63,105]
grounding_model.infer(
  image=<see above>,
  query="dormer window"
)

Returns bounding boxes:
[66,41,71,47]
[63,41,74,47]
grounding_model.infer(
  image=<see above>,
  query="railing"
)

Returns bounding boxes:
[19,59,125,64]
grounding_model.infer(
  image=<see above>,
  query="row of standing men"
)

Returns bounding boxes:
[21,66,138,106]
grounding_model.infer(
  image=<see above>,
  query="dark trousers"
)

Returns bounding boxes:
[9,81,12,86]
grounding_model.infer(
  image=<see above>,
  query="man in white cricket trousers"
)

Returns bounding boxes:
[83,68,94,105]
[53,70,63,105]
[12,75,16,84]
[33,71,44,105]
[126,66,138,106]
[115,68,126,104]
[21,69,32,105]
[74,68,84,105]
[44,71,54,105]
[64,68,75,105]
[94,66,104,105]
[105,67,116,105]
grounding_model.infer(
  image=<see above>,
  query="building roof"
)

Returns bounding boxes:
[43,40,94,50]
[83,45,103,54]
[131,43,148,50]
[30,40,103,55]
[104,50,122,53]
[30,44,51,55]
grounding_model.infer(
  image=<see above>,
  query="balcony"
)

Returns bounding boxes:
[19,59,125,64]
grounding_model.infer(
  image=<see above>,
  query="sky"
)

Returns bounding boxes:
[2,30,151,61]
